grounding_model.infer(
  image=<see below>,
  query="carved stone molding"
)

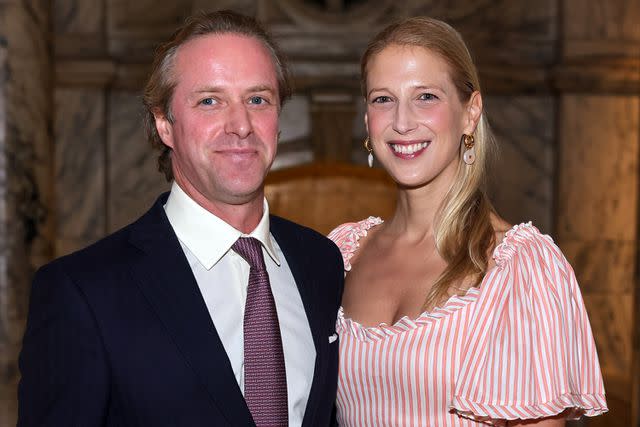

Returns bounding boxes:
[55,55,640,96]
[276,0,394,29]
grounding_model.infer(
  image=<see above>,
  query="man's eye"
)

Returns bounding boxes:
[249,96,266,105]
[200,98,215,106]
[372,96,392,104]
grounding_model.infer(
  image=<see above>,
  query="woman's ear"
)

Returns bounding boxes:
[364,111,369,135]
[464,91,483,134]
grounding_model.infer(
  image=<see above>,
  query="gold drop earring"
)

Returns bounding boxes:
[462,134,475,165]
[364,137,374,168]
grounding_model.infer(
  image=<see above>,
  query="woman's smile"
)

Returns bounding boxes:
[388,140,430,158]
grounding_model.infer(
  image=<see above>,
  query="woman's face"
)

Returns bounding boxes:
[364,44,480,189]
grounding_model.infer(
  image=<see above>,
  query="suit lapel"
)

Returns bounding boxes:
[127,194,254,426]
[270,217,326,427]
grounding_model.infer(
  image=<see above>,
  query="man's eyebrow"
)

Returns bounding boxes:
[247,85,276,93]
[193,86,224,93]
[192,85,276,94]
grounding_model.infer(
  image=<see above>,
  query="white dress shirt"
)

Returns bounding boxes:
[164,182,316,426]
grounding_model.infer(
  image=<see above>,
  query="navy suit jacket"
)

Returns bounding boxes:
[18,193,344,426]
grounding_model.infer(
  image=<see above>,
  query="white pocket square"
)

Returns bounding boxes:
[328,333,338,344]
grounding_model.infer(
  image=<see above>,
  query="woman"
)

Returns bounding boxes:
[329,17,607,426]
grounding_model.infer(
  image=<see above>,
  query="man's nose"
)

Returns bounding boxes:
[224,102,252,138]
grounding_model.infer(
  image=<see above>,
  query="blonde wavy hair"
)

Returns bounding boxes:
[361,17,498,310]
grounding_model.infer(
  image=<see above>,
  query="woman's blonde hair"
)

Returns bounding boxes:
[361,17,498,310]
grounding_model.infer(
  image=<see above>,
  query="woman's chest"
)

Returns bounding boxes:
[342,253,448,327]
[337,302,475,387]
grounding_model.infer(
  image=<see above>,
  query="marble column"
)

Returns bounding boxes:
[0,1,53,425]
[310,92,357,162]
[556,1,640,426]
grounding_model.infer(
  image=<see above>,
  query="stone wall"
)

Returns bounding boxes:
[0,0,637,425]
[0,0,53,424]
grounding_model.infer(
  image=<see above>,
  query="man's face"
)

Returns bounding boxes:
[155,33,280,209]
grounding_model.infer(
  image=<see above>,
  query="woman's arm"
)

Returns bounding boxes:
[508,411,566,426]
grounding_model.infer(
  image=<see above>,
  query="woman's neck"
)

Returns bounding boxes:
[387,180,449,241]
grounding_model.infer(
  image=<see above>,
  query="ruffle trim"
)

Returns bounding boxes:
[492,221,552,268]
[334,216,384,271]
[337,286,481,342]
[450,392,608,425]
[337,220,545,274]
[336,221,548,342]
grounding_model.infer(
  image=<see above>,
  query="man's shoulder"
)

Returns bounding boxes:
[270,214,321,238]
[270,215,342,259]
[270,215,333,246]
[63,223,135,262]
[42,220,138,284]
[41,193,169,278]
[270,215,344,298]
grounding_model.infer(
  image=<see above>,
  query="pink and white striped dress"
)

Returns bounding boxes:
[328,218,607,426]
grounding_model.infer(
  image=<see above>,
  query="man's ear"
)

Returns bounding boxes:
[464,91,483,134]
[153,110,175,149]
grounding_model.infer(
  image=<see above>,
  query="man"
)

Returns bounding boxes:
[18,10,344,427]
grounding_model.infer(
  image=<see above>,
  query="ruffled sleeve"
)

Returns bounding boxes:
[327,217,383,272]
[451,223,607,424]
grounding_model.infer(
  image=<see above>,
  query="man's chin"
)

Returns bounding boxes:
[214,185,265,206]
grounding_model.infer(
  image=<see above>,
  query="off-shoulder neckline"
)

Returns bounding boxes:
[337,220,544,340]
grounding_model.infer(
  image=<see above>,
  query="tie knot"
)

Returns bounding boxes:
[232,237,265,270]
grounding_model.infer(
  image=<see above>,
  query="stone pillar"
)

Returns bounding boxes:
[0,0,53,425]
[310,92,356,162]
[555,1,640,426]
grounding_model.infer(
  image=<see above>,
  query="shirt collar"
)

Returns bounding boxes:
[164,182,281,269]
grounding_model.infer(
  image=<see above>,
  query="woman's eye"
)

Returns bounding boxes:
[419,93,438,101]
[372,96,392,104]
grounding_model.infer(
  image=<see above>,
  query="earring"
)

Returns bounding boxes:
[364,137,374,168]
[462,134,475,165]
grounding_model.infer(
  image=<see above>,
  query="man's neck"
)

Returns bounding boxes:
[202,198,265,234]
[174,181,266,234]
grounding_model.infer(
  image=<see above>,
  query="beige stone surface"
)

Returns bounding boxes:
[108,91,169,232]
[559,5,640,426]
[0,2,52,425]
[584,293,633,377]
[486,96,555,233]
[558,96,639,241]
[561,239,636,294]
[582,292,635,426]
[557,95,638,426]
[54,88,106,256]
[310,93,356,162]
[563,0,640,41]
[54,0,103,33]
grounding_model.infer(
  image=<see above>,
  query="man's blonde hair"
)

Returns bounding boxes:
[142,10,292,181]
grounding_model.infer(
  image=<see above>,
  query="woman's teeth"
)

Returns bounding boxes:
[391,142,429,154]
